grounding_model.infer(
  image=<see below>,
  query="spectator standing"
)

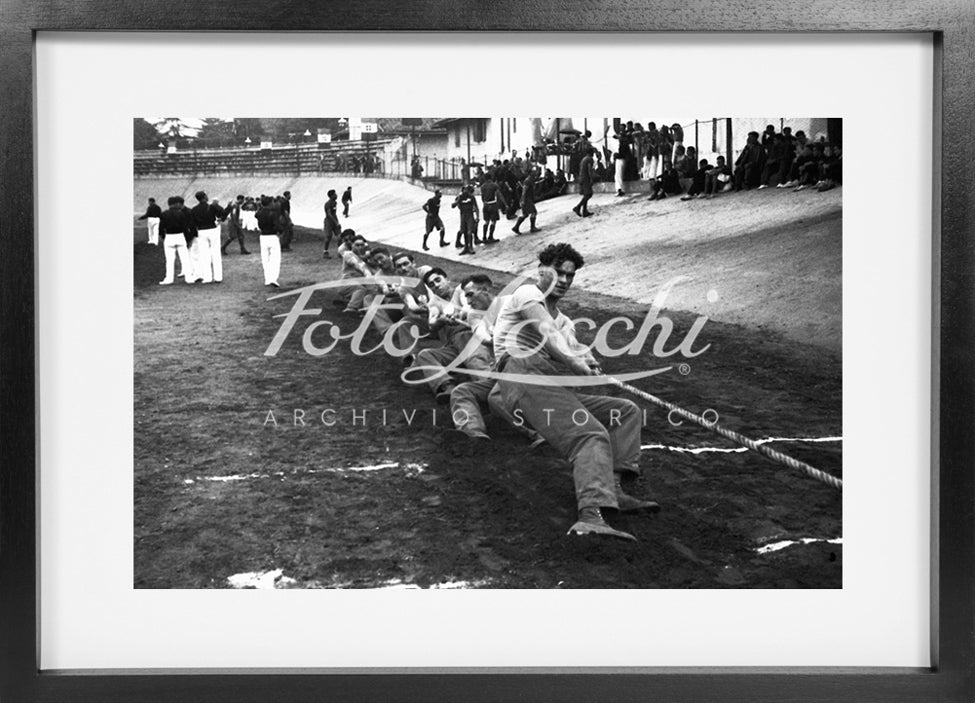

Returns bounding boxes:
[572,147,596,217]
[138,197,162,246]
[658,125,674,171]
[643,122,659,180]
[322,189,341,258]
[670,122,684,163]
[613,151,625,197]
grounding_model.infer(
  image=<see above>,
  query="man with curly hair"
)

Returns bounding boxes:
[492,242,659,541]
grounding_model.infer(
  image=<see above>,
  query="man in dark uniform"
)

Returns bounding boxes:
[158,196,192,285]
[572,147,596,218]
[342,187,353,217]
[138,197,162,245]
[479,175,507,244]
[451,185,479,255]
[256,195,282,287]
[512,167,541,234]
[190,190,226,283]
[279,191,294,251]
[322,189,341,258]
[221,194,251,255]
[175,196,198,281]
[422,189,446,251]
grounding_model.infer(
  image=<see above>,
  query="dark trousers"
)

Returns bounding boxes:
[575,192,593,214]
[279,214,294,250]
[222,224,247,253]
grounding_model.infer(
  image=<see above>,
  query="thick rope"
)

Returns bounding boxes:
[605,376,843,490]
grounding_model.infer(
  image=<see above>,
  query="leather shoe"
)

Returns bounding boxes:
[568,508,636,541]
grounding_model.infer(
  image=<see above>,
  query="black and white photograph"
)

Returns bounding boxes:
[133,115,843,589]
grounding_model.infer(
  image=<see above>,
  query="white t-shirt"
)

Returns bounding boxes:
[492,284,594,364]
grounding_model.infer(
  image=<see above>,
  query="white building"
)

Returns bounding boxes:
[432,117,837,166]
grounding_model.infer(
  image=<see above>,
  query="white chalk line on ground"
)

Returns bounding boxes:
[226,570,490,589]
[182,461,426,485]
[641,436,842,455]
[755,538,843,554]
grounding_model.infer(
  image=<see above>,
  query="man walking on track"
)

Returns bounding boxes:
[138,197,162,245]
[512,166,541,234]
[422,189,446,251]
[221,194,251,255]
[322,189,341,258]
[493,242,659,541]
[479,174,507,243]
[342,187,353,217]
[572,147,596,218]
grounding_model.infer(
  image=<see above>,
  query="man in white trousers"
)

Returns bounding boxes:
[158,197,192,285]
[190,191,225,283]
[138,197,162,245]
[255,195,282,287]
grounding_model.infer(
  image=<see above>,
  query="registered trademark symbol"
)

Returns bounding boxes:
[678,363,691,376]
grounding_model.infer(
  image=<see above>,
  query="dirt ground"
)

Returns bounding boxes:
[133,184,842,589]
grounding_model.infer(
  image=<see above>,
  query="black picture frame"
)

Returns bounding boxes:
[2,1,973,701]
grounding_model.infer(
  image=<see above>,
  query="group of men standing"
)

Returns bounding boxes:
[419,169,543,256]
[140,190,294,287]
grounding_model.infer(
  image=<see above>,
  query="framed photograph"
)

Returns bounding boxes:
[3,1,974,701]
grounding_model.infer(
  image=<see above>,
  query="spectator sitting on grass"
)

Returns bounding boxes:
[817,144,841,191]
[791,144,821,191]
[681,159,711,200]
[648,163,682,201]
[758,133,785,188]
[554,169,568,195]
[774,126,798,188]
[674,145,697,178]
[700,155,733,199]
[734,131,765,191]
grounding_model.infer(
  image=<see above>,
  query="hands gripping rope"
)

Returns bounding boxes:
[596,372,843,490]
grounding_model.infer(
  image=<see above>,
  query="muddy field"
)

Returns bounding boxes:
[134,198,842,589]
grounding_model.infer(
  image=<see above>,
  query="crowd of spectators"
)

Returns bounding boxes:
[561,120,843,201]
[639,122,843,201]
